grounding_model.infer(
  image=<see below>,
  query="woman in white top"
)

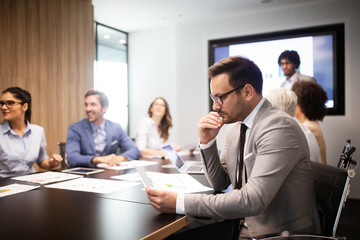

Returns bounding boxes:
[265,88,322,164]
[135,97,180,157]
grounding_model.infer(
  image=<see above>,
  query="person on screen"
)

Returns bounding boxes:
[265,88,322,163]
[278,50,317,90]
[135,97,180,158]
[292,81,328,165]
[0,87,63,178]
[145,56,321,239]
[66,89,140,168]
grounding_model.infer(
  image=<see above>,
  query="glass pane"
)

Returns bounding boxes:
[95,23,129,132]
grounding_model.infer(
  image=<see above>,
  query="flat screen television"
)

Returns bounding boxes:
[208,23,345,115]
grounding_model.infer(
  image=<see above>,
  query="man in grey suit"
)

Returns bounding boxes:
[146,56,321,239]
[278,50,317,90]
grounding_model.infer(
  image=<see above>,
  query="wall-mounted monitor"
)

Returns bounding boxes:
[208,23,345,115]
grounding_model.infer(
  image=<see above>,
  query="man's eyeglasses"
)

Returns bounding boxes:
[0,100,23,108]
[210,84,245,105]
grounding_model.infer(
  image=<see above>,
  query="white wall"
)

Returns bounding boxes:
[129,0,360,198]
[128,27,178,142]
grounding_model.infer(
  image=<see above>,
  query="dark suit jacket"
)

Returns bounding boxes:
[185,99,321,237]
[66,118,140,167]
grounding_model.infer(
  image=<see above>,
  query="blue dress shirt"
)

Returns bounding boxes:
[0,121,49,178]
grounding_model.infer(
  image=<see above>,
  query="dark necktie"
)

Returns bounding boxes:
[231,123,248,240]
[235,123,248,189]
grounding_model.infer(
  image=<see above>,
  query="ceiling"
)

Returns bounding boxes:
[92,0,327,32]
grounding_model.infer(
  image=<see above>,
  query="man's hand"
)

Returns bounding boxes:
[145,187,177,213]
[92,154,127,166]
[198,111,224,144]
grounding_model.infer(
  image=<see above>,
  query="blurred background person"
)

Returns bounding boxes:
[265,88,322,163]
[66,89,139,167]
[292,81,328,164]
[278,50,317,90]
[135,97,180,158]
[0,87,62,178]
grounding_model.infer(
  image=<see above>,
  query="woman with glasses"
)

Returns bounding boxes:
[135,97,181,158]
[0,87,63,178]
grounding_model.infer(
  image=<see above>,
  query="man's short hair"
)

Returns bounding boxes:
[265,88,297,117]
[85,89,109,108]
[208,56,263,94]
[278,50,301,69]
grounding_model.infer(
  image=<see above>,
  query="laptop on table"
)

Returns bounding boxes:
[161,143,204,174]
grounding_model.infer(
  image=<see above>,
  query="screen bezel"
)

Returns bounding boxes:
[208,23,345,115]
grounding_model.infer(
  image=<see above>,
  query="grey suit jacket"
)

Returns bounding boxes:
[185,99,321,237]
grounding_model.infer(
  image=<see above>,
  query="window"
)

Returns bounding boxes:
[95,22,129,131]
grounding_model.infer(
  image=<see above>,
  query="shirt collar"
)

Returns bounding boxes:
[242,97,266,129]
[2,120,31,136]
[90,120,105,133]
[289,71,299,83]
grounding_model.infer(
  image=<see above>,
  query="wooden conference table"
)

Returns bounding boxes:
[0,154,209,240]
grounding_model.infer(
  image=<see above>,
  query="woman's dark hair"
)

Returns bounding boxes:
[291,81,328,121]
[2,87,32,123]
[147,97,173,142]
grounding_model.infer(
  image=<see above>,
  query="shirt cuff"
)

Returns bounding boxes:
[199,138,216,150]
[176,193,185,214]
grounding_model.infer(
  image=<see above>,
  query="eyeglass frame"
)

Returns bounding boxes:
[210,84,245,105]
[0,100,23,108]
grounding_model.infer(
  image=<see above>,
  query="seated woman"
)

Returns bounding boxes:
[0,87,63,178]
[265,88,322,164]
[135,97,180,158]
[292,81,328,164]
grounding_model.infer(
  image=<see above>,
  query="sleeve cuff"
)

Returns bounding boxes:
[199,138,216,150]
[176,193,185,214]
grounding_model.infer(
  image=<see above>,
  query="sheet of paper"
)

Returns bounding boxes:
[135,166,152,187]
[45,178,140,194]
[134,168,212,194]
[11,171,82,185]
[111,172,142,182]
[97,160,158,170]
[0,184,39,198]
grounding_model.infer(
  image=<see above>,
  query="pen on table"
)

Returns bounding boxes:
[152,155,165,159]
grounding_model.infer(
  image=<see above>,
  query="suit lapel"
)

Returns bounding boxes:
[104,120,112,154]
[84,119,96,154]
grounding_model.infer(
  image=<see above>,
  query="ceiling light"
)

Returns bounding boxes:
[119,39,127,44]
[103,34,110,39]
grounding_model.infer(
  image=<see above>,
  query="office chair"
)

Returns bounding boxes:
[260,142,357,240]
[58,142,69,169]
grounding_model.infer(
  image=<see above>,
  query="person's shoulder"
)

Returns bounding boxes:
[297,72,316,82]
[69,118,88,129]
[28,123,45,133]
[105,119,122,129]
[258,102,297,128]
[140,117,153,124]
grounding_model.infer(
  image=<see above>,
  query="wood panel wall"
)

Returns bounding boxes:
[0,0,94,159]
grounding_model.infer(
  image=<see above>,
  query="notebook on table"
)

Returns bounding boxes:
[161,143,204,174]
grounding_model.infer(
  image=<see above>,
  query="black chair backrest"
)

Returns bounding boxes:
[311,162,348,237]
[58,142,68,169]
